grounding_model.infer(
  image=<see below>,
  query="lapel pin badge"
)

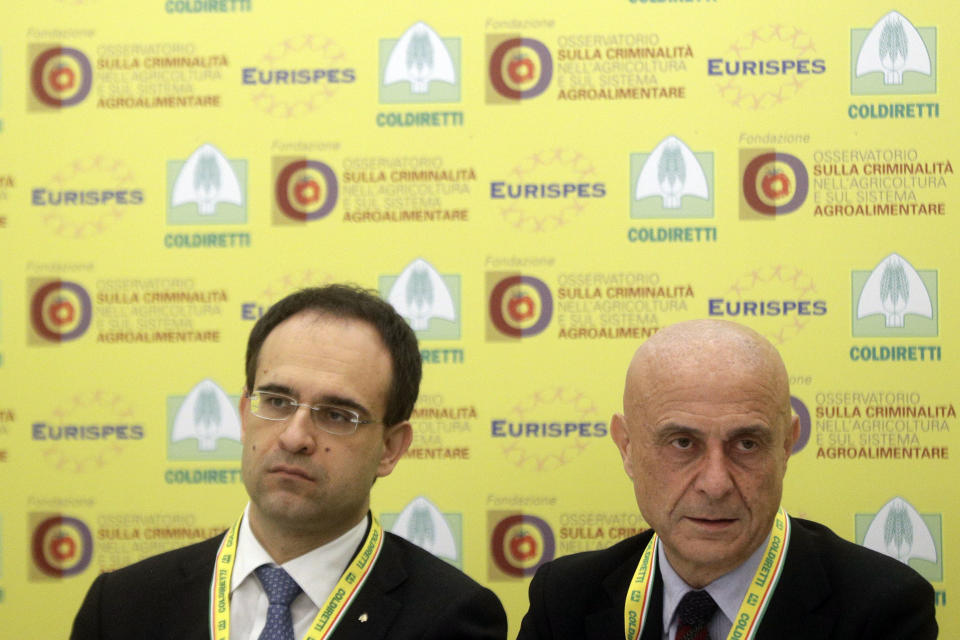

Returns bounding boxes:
[358,613,369,623]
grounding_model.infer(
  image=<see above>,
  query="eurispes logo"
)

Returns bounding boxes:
[381,496,462,569]
[711,24,825,110]
[852,253,937,337]
[631,136,713,219]
[708,264,826,345]
[244,35,355,118]
[488,512,555,580]
[34,390,142,472]
[486,273,552,340]
[852,11,936,95]
[493,148,605,232]
[272,157,338,223]
[486,35,552,103]
[167,379,242,461]
[29,514,93,580]
[739,149,809,218]
[28,45,92,110]
[33,157,143,238]
[27,279,92,344]
[380,22,460,103]
[167,143,246,224]
[493,386,606,472]
[381,258,460,339]
[856,497,942,582]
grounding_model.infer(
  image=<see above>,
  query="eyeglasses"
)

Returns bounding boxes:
[247,390,379,436]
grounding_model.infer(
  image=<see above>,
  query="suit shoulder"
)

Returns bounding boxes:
[793,519,927,576]
[93,533,223,593]
[540,530,651,579]
[383,531,490,592]
[378,532,507,636]
[791,518,934,594]
[777,518,937,638]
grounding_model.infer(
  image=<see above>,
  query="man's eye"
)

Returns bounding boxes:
[671,437,693,450]
[320,407,355,423]
[265,395,290,408]
[737,439,758,451]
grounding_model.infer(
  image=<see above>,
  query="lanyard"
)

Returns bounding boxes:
[624,508,791,640]
[210,513,384,640]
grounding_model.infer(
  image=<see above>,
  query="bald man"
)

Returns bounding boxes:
[517,320,937,640]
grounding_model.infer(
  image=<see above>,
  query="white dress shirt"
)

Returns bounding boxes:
[229,504,368,640]
[659,532,771,640]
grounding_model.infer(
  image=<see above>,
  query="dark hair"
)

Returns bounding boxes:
[245,284,421,425]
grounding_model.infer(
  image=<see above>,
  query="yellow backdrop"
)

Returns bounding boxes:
[0,1,955,636]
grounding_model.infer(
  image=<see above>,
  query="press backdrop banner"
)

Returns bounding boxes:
[0,1,955,636]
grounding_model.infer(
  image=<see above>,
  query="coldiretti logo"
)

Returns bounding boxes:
[381,259,461,339]
[856,497,942,582]
[381,496,463,569]
[852,253,937,337]
[380,22,461,103]
[852,11,936,95]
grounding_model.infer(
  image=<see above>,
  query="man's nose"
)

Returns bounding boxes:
[694,445,735,498]
[277,405,317,454]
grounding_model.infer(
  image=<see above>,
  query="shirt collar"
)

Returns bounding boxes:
[659,530,771,630]
[231,503,370,608]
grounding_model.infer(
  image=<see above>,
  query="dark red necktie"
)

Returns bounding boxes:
[675,590,718,640]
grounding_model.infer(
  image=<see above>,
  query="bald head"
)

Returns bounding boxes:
[610,319,799,586]
[624,319,792,428]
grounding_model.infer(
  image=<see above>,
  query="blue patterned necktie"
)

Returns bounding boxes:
[255,565,302,640]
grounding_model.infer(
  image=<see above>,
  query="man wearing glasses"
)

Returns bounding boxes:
[71,284,507,639]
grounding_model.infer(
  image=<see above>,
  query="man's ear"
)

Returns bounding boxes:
[610,413,634,479]
[239,388,250,443]
[784,413,801,463]
[377,421,413,478]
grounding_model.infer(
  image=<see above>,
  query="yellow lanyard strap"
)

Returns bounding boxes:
[210,514,384,640]
[624,508,791,640]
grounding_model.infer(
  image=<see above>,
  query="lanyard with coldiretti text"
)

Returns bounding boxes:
[209,512,384,640]
[624,508,790,640]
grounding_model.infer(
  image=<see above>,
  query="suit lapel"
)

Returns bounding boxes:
[330,535,405,640]
[173,536,223,640]
[755,522,833,640]
[585,532,663,640]
[579,522,838,640]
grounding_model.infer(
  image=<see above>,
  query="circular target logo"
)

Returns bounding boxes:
[31,47,93,107]
[489,38,553,99]
[742,152,808,215]
[790,395,811,454]
[275,160,338,221]
[491,514,555,577]
[31,515,93,577]
[489,275,553,337]
[30,280,93,342]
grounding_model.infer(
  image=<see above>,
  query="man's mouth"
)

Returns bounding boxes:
[269,464,314,481]
[686,516,737,529]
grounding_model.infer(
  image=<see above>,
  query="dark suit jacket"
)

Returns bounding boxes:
[71,530,507,639]
[517,518,937,639]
